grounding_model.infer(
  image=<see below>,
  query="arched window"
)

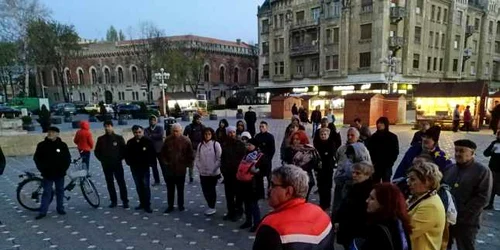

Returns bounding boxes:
[219,66,225,82]
[204,65,210,82]
[131,67,138,83]
[52,70,58,86]
[117,67,124,83]
[246,68,252,84]
[234,67,239,83]
[104,68,110,84]
[91,68,97,85]
[78,69,84,85]
[65,69,71,85]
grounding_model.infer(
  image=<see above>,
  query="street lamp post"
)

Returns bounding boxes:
[380,50,400,94]
[154,68,170,118]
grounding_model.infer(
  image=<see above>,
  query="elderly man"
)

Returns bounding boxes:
[33,126,71,220]
[161,123,195,213]
[443,139,493,250]
[253,165,334,250]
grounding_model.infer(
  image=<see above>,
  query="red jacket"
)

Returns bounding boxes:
[74,121,94,152]
[253,198,334,250]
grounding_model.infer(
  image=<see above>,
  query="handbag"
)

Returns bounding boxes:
[236,153,263,182]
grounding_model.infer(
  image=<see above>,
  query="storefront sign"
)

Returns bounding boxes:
[293,87,309,93]
[333,86,355,91]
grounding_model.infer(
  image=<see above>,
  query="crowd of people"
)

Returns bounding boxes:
[6,106,499,250]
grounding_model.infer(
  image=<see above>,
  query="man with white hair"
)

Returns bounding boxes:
[253,165,334,250]
[161,123,194,213]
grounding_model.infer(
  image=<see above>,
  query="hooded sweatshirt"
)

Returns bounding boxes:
[236,120,247,138]
[194,140,222,176]
[335,142,372,184]
[367,117,399,171]
[73,121,94,152]
[215,119,229,143]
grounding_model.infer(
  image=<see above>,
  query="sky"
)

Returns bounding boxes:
[40,0,264,44]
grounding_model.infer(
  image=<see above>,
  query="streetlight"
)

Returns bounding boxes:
[41,84,48,98]
[380,50,400,94]
[154,68,170,118]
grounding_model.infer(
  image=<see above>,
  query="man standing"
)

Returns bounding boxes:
[443,139,493,250]
[184,113,205,183]
[73,121,94,170]
[244,106,257,137]
[291,103,298,116]
[253,165,334,250]
[410,121,430,146]
[353,118,371,143]
[94,120,129,208]
[367,117,399,182]
[490,101,500,135]
[310,106,322,137]
[453,104,461,132]
[464,105,472,132]
[161,123,195,213]
[254,121,276,191]
[221,126,247,221]
[125,125,156,213]
[144,115,165,186]
[33,126,71,220]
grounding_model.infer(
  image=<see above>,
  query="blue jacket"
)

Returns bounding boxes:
[393,145,451,179]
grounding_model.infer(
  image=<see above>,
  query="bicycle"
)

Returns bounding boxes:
[16,156,100,211]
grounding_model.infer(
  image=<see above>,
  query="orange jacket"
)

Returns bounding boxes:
[74,121,94,152]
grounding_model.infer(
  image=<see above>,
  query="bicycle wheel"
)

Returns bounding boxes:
[80,178,100,208]
[16,177,53,211]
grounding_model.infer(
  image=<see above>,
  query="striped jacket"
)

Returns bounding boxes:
[253,198,334,250]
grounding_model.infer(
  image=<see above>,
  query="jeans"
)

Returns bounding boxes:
[200,175,219,209]
[39,177,65,215]
[312,123,320,137]
[131,168,151,208]
[448,224,479,250]
[166,175,185,208]
[102,163,128,204]
[243,198,261,226]
[223,175,243,217]
[151,153,167,184]
[80,151,91,170]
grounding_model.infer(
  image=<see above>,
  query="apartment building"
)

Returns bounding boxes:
[257,0,500,96]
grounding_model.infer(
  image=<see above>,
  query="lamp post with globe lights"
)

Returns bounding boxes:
[154,68,170,118]
[380,50,400,94]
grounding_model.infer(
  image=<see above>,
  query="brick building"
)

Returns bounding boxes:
[35,35,258,104]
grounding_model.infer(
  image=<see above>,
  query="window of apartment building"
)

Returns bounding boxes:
[296,60,304,74]
[360,24,372,40]
[274,15,278,28]
[494,62,500,76]
[489,21,494,34]
[311,7,321,22]
[279,62,284,75]
[454,35,460,49]
[497,21,500,35]
[274,62,278,75]
[435,33,439,47]
[487,42,491,54]
[359,52,371,68]
[431,5,435,21]
[279,14,284,28]
[433,58,437,71]
[279,38,284,52]
[453,59,458,72]
[263,64,269,78]
[296,11,305,24]
[439,58,443,71]
[470,62,476,75]
[475,18,480,31]
[326,56,331,70]
[311,58,319,72]
[441,33,446,48]
[437,7,441,22]
[361,0,373,13]
[466,15,470,26]
[473,40,478,53]
[429,31,434,47]
[326,29,333,44]
[332,55,339,70]
[496,41,500,53]
[274,39,278,52]
[456,11,463,26]
[416,0,423,15]
[427,57,432,71]
[485,62,490,75]
[414,26,422,44]
[443,8,448,23]
[262,20,269,33]
[262,42,269,55]
[333,28,339,43]
[131,67,137,83]
[413,54,420,69]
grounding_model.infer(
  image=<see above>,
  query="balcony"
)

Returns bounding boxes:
[465,25,475,37]
[290,44,319,57]
[388,36,404,50]
[290,19,319,30]
[390,7,406,23]
[292,73,304,79]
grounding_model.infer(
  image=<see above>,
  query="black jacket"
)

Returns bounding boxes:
[361,218,411,250]
[0,146,5,175]
[336,179,374,245]
[184,122,206,150]
[95,133,126,166]
[310,110,322,123]
[125,136,156,170]
[314,138,336,171]
[215,119,229,143]
[254,132,276,174]
[313,123,341,151]
[484,139,500,172]
[244,111,257,136]
[33,137,71,179]
[367,122,399,170]
[221,138,246,176]
[410,130,424,147]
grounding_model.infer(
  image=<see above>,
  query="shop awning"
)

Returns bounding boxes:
[414,81,488,97]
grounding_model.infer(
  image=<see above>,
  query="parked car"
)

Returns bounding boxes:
[0,104,22,118]
[84,104,114,114]
[147,105,161,117]
[117,104,140,115]
[51,103,76,115]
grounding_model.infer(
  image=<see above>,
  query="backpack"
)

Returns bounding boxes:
[437,184,457,225]
[236,153,263,182]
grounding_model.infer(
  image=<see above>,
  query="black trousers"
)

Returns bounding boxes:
[166,175,185,208]
[448,224,479,250]
[131,167,151,208]
[102,163,128,204]
[453,120,460,132]
[200,175,219,209]
[317,168,333,209]
[224,175,243,216]
[464,121,472,132]
[151,153,167,184]
[373,167,393,183]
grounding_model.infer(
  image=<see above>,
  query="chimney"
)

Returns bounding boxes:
[236,39,241,45]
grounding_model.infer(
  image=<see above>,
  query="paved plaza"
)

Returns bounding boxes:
[0,118,499,250]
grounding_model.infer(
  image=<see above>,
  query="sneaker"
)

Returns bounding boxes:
[35,214,46,220]
[108,203,117,208]
[178,206,185,212]
[239,221,252,229]
[204,208,216,216]
[144,207,153,214]
[122,203,129,209]
[163,207,174,214]
[57,210,66,215]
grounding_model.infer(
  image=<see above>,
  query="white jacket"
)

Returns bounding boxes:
[194,140,222,176]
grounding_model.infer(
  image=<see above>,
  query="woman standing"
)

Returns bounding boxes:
[194,128,222,216]
[313,127,337,210]
[407,162,446,250]
[280,123,299,161]
[360,183,412,250]
[236,120,246,139]
[238,138,262,232]
[215,119,229,143]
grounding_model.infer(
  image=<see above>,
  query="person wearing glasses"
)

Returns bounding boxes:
[253,165,334,250]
